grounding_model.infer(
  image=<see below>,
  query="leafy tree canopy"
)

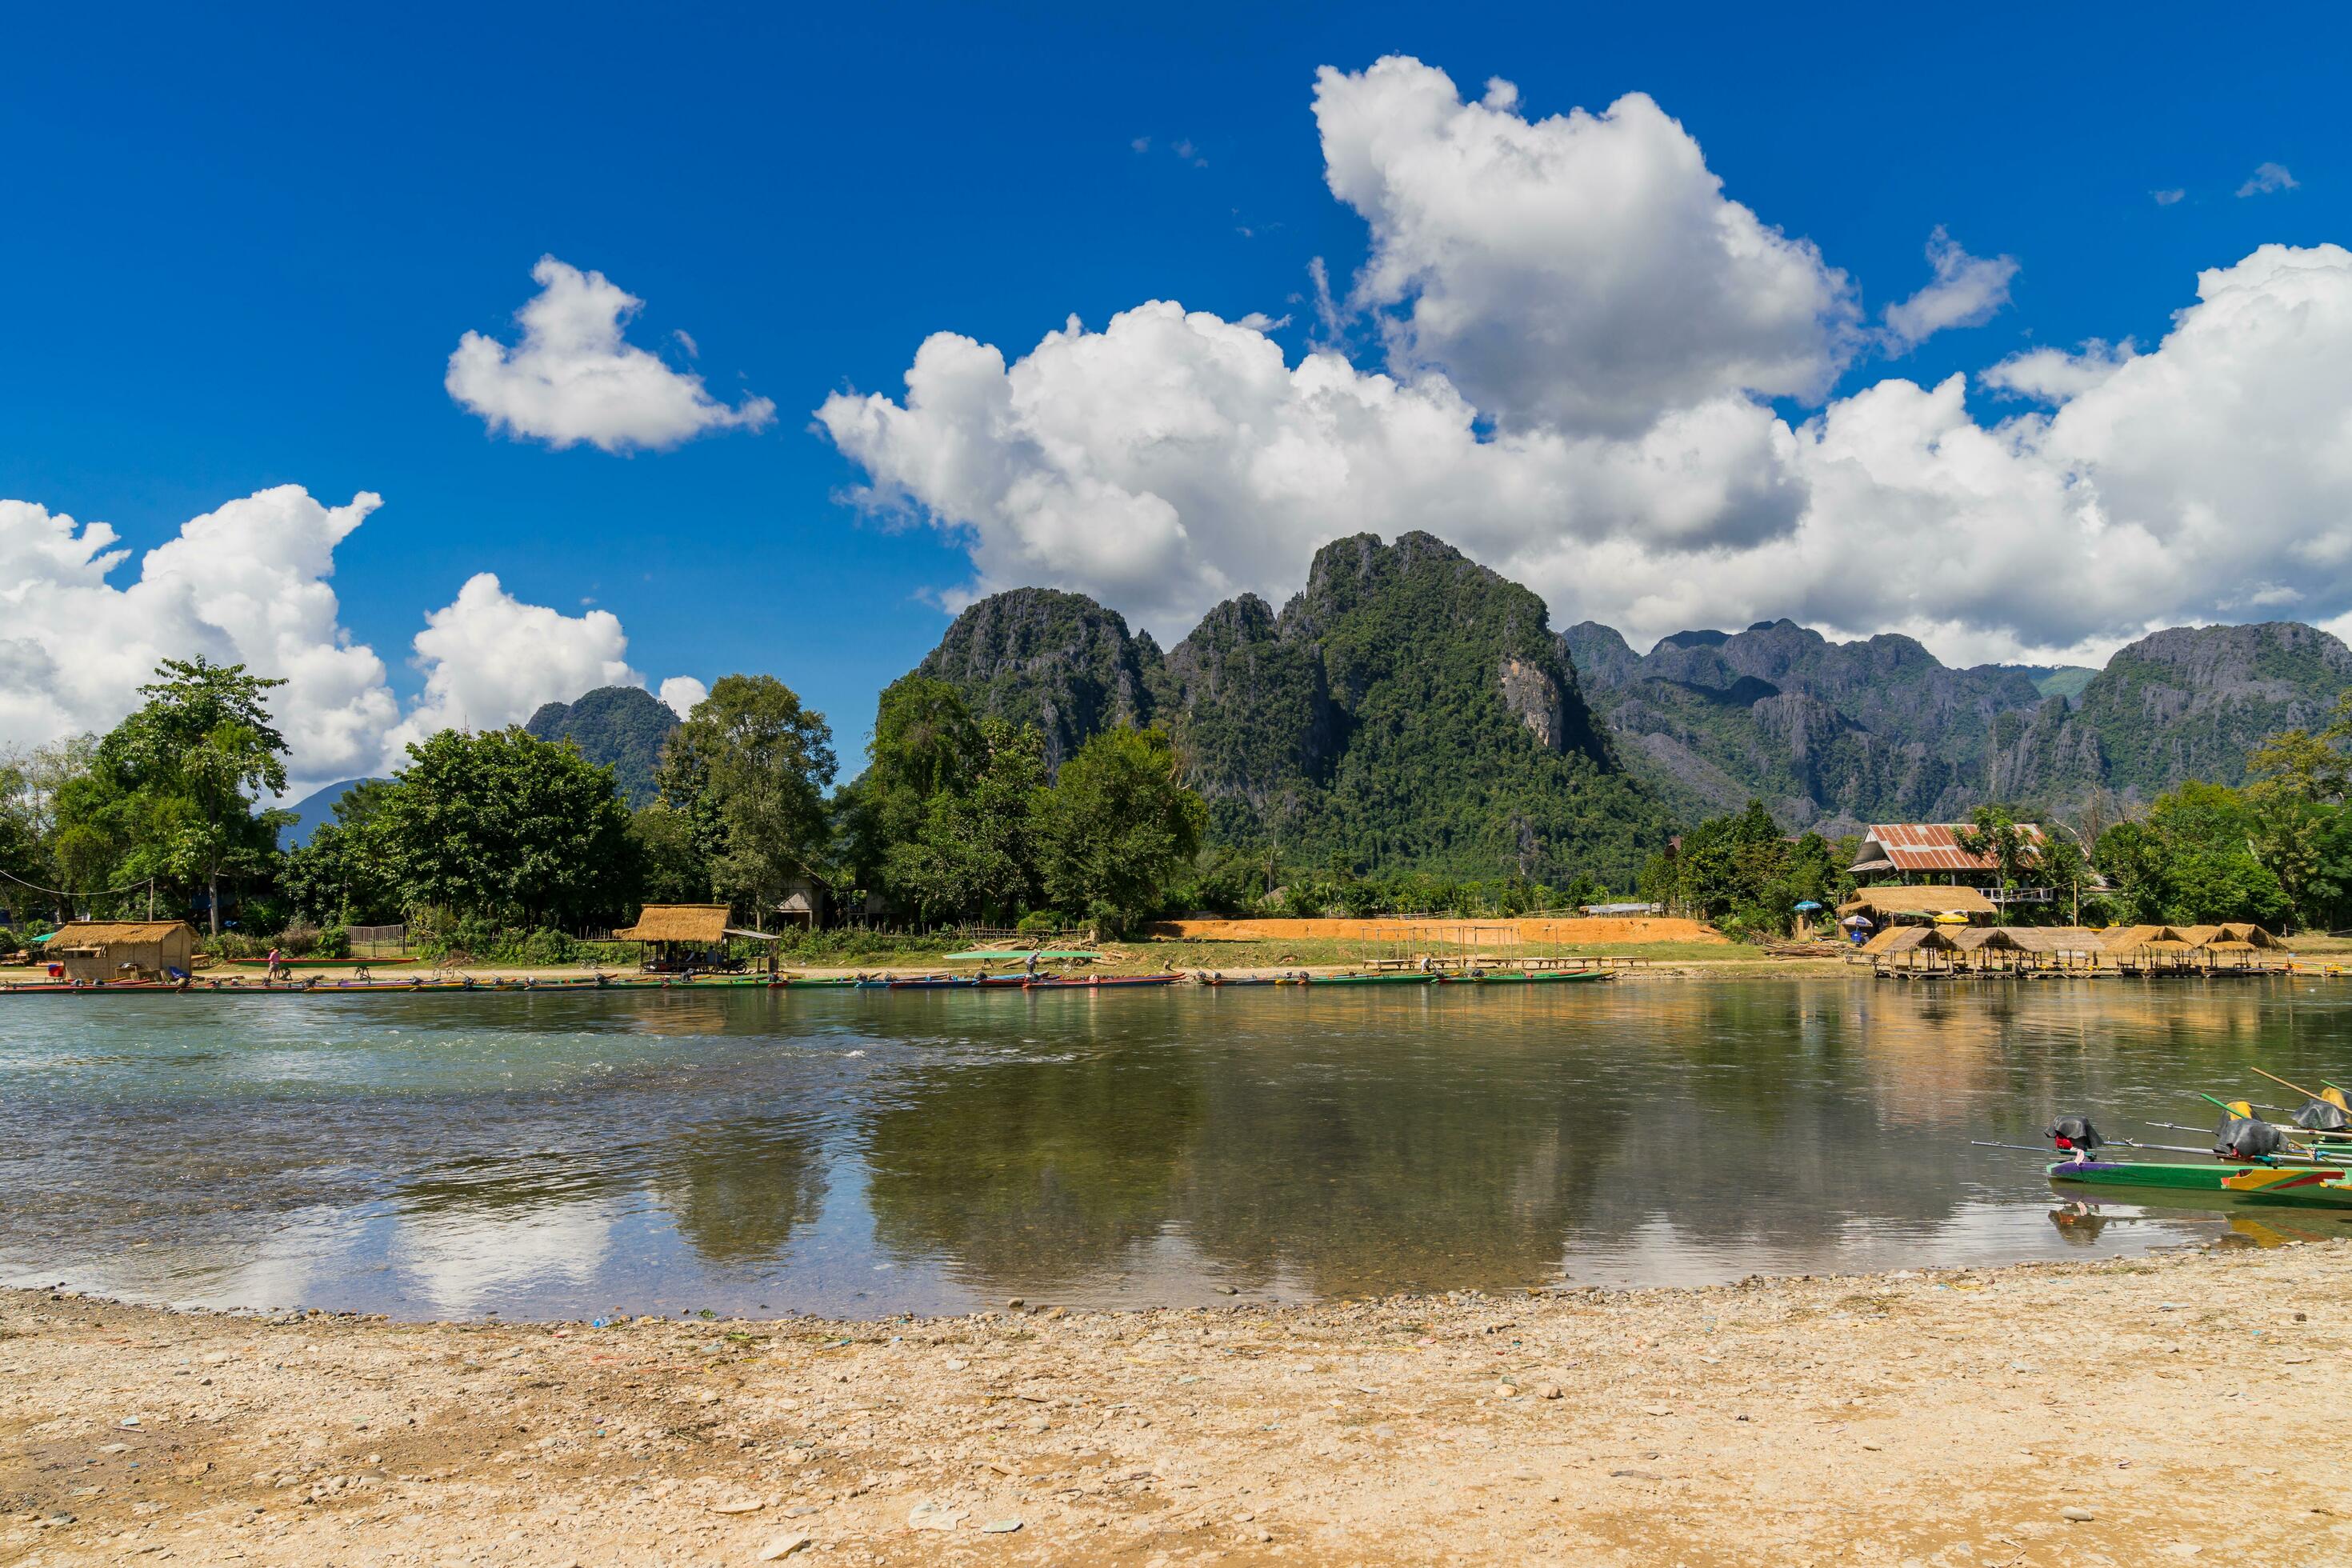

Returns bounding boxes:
[375,727,637,927]
[655,674,835,922]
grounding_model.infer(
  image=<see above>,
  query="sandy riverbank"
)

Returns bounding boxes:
[4,1242,2346,1566]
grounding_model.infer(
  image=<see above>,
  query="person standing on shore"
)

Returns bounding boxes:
[266,945,283,982]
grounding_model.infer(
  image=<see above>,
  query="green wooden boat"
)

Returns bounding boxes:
[1313,972,1436,986]
[2050,1158,2352,1208]
[1454,968,1614,984]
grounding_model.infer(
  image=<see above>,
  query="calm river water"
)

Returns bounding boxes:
[3,978,2347,1319]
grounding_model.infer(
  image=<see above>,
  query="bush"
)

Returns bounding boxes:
[1016,910,1066,936]
[198,930,269,959]
[314,925,351,960]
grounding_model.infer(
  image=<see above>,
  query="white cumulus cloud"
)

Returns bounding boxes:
[0,486,398,784]
[383,573,642,762]
[817,302,1803,630]
[447,256,775,454]
[1882,226,2019,348]
[1312,57,1859,435]
[818,55,2352,670]
[658,675,709,718]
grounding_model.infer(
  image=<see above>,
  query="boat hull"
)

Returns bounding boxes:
[2050,1159,2352,1208]
[1452,969,1613,984]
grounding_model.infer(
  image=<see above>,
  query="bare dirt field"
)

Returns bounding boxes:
[4,1240,2345,1566]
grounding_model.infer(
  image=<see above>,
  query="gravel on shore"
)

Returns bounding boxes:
[3,1240,2346,1566]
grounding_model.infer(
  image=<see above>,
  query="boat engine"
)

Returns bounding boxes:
[2044,1114,2103,1155]
[2292,1098,2350,1132]
[2213,1114,2286,1160]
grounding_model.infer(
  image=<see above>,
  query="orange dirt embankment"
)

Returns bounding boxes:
[1145,916,1727,945]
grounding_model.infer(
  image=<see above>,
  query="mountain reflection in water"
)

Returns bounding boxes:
[3,979,2347,1318]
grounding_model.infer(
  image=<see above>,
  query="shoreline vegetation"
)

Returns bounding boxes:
[5,1242,2345,1565]
[14,933,2352,990]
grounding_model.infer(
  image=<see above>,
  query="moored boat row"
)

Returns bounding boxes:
[0,966,1615,996]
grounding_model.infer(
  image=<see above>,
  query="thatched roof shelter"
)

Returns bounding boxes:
[1948,926,2025,951]
[2102,923,2186,951]
[2177,922,2287,950]
[1861,925,1959,956]
[1998,926,2107,954]
[50,920,196,982]
[1838,886,1996,925]
[614,905,730,945]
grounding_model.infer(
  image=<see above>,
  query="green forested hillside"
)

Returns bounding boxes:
[915,589,1162,773]
[920,534,1666,885]
[522,686,680,807]
[1565,615,2352,826]
[1562,619,2046,826]
[2056,622,2352,797]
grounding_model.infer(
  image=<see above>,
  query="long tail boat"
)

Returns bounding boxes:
[1024,973,1182,989]
[1450,968,1614,984]
[2048,1158,2352,1208]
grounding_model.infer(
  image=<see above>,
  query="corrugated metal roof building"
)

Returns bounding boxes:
[1848,823,2049,879]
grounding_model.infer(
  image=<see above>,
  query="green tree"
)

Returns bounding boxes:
[885,718,1047,924]
[846,675,991,913]
[628,800,714,906]
[376,728,636,926]
[2037,828,2098,926]
[655,675,835,924]
[2093,818,2170,925]
[281,782,402,926]
[1034,726,1208,934]
[1954,805,2037,926]
[95,658,291,932]
[2096,783,2290,927]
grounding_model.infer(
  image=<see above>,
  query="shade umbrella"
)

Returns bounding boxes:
[1931,912,1971,926]
[1793,900,1823,911]
[1840,914,1874,929]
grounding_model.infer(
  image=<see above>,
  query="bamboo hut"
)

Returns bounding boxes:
[1996,926,2113,972]
[613,904,782,974]
[2176,923,2290,971]
[50,920,196,983]
[1948,926,2030,971]
[1862,924,1961,975]
[2101,924,2197,973]
[1836,885,1997,929]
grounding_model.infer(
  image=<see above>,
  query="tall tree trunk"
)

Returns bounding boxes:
[209,870,222,936]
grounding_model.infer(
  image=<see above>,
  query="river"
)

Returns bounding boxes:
[3,977,2345,1319]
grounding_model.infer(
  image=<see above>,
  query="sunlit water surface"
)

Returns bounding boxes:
[4,978,2346,1318]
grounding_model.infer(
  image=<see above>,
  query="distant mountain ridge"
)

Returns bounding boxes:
[914,538,2352,844]
[1566,616,2352,829]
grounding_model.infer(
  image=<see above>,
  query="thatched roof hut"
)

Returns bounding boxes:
[50,920,196,983]
[1997,926,2113,966]
[1837,886,1997,926]
[1947,926,2031,968]
[614,905,730,945]
[612,903,783,974]
[2101,923,2185,951]
[1862,926,1961,970]
[2176,922,2288,950]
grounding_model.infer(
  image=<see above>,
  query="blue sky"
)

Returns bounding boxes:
[5,2,2347,786]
